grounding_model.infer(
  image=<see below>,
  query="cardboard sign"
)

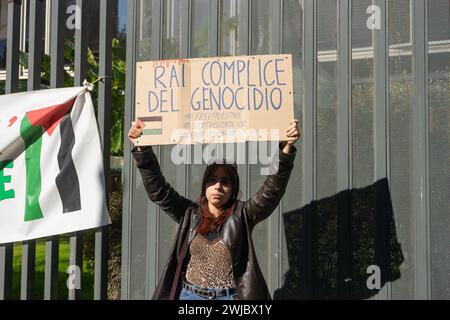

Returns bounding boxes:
[135,54,294,146]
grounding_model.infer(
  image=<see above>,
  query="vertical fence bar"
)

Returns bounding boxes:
[238,0,250,196]
[412,0,430,300]
[27,0,43,91]
[0,240,14,300]
[150,0,162,60]
[44,236,59,300]
[50,0,65,88]
[74,0,87,86]
[145,0,163,298]
[237,3,254,295]
[268,0,283,293]
[19,0,26,54]
[94,0,113,301]
[239,0,250,56]
[5,0,21,94]
[68,236,82,300]
[20,241,36,300]
[177,0,190,235]
[44,0,51,54]
[0,0,22,301]
[209,0,219,56]
[337,0,352,299]
[238,0,250,263]
[45,0,65,300]
[271,0,282,53]
[121,0,138,300]
[179,0,191,242]
[206,0,219,167]
[373,0,390,300]
[68,0,87,301]
[0,241,13,300]
[208,0,218,223]
[301,0,317,299]
[180,0,191,59]
[21,0,44,299]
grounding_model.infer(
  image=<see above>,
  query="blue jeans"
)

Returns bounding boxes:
[178,288,239,300]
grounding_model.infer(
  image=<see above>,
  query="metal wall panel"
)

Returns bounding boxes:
[389,0,415,300]
[120,0,450,300]
[412,0,430,300]
[95,0,113,301]
[121,0,138,300]
[278,0,303,300]
[427,0,450,300]
[302,0,317,299]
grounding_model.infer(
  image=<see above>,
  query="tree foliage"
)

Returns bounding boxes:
[1,39,126,156]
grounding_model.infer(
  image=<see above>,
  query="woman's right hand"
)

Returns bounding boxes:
[128,118,145,145]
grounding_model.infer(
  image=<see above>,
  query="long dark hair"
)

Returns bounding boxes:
[196,161,240,235]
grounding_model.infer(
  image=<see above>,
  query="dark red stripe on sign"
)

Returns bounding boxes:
[139,116,163,122]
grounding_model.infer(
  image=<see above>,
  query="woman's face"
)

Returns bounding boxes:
[205,166,233,209]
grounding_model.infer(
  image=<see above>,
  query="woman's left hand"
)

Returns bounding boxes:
[282,119,300,154]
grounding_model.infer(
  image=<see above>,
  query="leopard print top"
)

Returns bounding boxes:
[185,232,235,289]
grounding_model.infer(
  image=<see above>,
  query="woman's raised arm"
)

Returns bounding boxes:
[129,120,195,223]
[244,119,300,226]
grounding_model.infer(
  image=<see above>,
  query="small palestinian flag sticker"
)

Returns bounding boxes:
[140,116,163,135]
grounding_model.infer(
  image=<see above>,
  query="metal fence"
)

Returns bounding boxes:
[0,0,112,300]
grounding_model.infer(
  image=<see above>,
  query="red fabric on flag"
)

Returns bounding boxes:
[25,96,77,136]
[8,116,18,127]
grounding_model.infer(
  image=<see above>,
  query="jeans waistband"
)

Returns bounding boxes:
[182,280,237,298]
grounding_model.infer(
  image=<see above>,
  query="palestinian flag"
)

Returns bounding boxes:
[0,87,111,244]
[140,116,163,136]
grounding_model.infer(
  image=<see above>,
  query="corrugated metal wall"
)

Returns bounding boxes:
[122,0,450,300]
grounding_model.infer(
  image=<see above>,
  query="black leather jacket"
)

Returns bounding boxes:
[132,144,296,299]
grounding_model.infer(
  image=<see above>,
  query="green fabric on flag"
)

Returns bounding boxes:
[20,116,44,221]
[0,161,15,201]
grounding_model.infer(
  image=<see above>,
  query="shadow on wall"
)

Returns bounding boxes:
[274,178,404,300]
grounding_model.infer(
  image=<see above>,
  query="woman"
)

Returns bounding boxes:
[128,119,300,300]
